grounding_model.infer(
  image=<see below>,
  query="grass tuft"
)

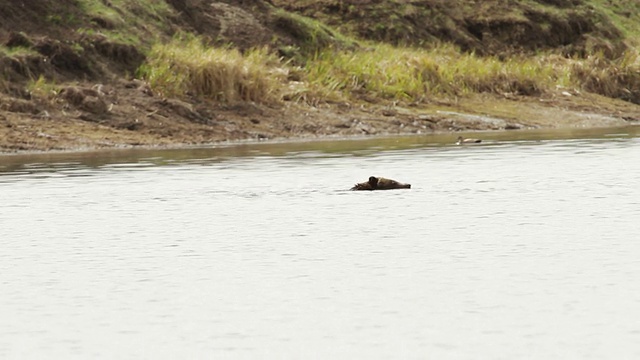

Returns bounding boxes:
[138,35,286,103]
[26,75,60,104]
[571,50,640,103]
[76,0,173,47]
[272,9,358,62]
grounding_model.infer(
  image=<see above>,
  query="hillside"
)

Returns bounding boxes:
[1,0,639,152]
[274,0,638,56]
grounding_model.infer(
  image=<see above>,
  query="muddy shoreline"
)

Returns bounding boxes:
[2,83,639,155]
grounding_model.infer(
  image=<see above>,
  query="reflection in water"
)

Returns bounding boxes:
[1,124,639,175]
[1,126,640,359]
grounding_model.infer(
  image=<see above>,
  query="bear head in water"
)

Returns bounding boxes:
[351,176,411,191]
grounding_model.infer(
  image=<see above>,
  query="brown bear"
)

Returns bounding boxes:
[351,176,411,191]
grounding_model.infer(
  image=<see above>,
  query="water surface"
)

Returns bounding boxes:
[2,126,640,359]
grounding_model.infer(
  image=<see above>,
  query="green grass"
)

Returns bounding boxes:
[77,0,125,26]
[272,9,358,59]
[26,75,60,100]
[75,0,172,47]
[301,43,570,102]
[136,34,640,105]
[589,0,640,46]
[0,45,40,57]
[297,41,640,104]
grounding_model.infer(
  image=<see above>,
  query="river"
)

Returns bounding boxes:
[1,126,640,359]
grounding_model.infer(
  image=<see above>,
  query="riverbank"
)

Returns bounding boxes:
[2,0,640,153]
[2,85,639,153]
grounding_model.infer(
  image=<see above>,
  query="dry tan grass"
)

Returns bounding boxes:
[571,51,640,103]
[138,34,640,106]
[139,35,286,103]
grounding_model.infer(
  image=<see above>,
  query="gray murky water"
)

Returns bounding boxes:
[2,127,640,359]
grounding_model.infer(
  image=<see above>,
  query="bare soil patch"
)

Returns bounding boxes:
[2,82,638,153]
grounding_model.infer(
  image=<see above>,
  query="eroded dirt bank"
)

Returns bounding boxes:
[2,83,639,153]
